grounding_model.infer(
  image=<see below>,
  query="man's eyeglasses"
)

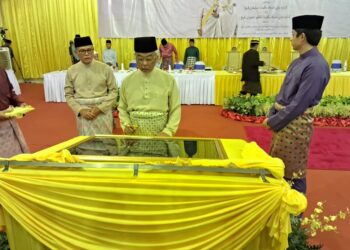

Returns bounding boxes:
[78,48,94,54]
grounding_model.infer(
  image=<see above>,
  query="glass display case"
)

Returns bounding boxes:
[1,135,280,180]
[67,135,226,159]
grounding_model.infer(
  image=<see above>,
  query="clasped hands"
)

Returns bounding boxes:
[79,106,102,120]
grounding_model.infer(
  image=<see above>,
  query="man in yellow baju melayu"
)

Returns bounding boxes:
[118,37,181,137]
[64,36,118,136]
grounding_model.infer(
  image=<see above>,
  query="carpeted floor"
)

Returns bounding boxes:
[13,84,350,249]
[244,126,350,171]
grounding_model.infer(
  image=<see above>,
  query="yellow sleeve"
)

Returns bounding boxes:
[117,81,132,131]
[96,68,118,113]
[162,78,181,136]
[64,70,82,116]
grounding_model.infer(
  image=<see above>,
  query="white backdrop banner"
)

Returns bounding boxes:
[236,0,291,37]
[98,0,350,38]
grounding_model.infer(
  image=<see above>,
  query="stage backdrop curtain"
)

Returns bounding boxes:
[1,0,350,79]
[0,165,305,249]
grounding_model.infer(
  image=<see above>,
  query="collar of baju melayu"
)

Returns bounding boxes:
[300,47,318,59]
[81,59,95,68]
[138,67,157,78]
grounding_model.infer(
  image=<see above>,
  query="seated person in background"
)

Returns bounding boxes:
[0,68,29,157]
[184,39,200,69]
[159,39,178,70]
[261,47,268,52]
[119,36,181,137]
[103,39,118,68]
[93,50,99,60]
[155,50,162,68]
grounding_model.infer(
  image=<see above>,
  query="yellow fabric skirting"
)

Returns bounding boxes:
[0,166,305,250]
[0,140,307,250]
[215,71,350,106]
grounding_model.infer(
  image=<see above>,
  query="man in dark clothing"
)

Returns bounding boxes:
[184,39,200,69]
[240,40,264,95]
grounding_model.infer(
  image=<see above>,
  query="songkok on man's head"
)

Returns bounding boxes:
[106,39,111,44]
[250,40,259,46]
[74,36,93,48]
[134,37,157,53]
[3,39,11,44]
[292,15,324,30]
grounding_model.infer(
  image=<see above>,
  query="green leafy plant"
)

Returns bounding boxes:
[0,232,9,250]
[224,95,350,118]
[288,215,322,250]
[224,94,275,115]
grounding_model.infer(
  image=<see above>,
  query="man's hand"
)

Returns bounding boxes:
[89,106,102,119]
[79,108,94,120]
[262,118,271,130]
[212,9,219,18]
[157,132,170,137]
[124,124,137,135]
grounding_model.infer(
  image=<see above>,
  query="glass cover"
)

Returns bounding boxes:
[67,136,226,159]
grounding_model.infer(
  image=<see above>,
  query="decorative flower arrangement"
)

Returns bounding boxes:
[302,202,350,237]
[288,202,350,250]
[287,171,350,249]
[222,95,350,127]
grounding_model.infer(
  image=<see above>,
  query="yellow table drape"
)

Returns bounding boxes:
[0,137,307,250]
[215,71,350,105]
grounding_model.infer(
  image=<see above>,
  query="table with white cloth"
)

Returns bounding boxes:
[6,69,21,95]
[43,70,215,105]
[172,71,215,104]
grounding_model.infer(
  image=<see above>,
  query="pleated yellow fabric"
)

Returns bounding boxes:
[0,138,307,249]
[8,149,83,163]
[215,71,350,105]
[0,0,350,79]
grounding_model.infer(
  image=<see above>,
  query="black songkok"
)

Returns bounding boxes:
[134,37,157,53]
[74,36,93,48]
[250,40,259,46]
[292,15,324,30]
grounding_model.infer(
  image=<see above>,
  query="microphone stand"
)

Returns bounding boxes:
[12,56,25,82]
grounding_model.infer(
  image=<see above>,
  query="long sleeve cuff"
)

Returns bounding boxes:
[162,128,174,136]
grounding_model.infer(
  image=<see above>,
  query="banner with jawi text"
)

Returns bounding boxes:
[98,0,350,38]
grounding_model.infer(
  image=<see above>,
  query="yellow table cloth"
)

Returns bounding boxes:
[215,71,350,106]
[0,136,306,250]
